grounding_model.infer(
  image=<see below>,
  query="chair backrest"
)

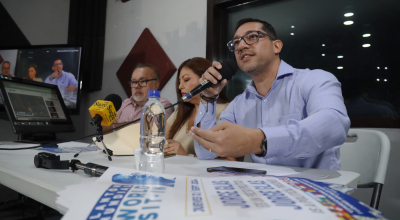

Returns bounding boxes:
[340,129,390,186]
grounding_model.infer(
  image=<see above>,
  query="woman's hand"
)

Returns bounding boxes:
[165,139,188,156]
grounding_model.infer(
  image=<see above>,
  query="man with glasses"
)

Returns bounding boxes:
[190,18,350,170]
[1,61,14,77]
[44,58,78,96]
[103,63,173,131]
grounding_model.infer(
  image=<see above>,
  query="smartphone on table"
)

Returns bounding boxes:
[207,166,266,174]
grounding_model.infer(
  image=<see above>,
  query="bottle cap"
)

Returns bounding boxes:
[148,90,160,98]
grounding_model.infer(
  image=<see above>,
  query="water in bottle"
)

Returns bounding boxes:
[138,90,166,173]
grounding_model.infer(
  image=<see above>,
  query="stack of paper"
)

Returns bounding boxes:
[56,178,97,214]
[58,167,387,220]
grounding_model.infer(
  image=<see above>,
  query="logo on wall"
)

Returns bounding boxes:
[116,28,177,97]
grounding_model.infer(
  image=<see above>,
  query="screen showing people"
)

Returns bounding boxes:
[2,80,67,121]
[0,46,81,110]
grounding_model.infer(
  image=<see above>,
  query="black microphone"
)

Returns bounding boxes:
[50,71,60,81]
[76,94,122,159]
[179,59,238,103]
[104,94,123,111]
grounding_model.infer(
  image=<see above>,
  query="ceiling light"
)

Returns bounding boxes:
[291,26,295,28]
[363,34,371,37]
[384,79,387,82]
[377,79,380,81]
[337,55,343,58]
[322,54,325,56]
[344,21,354,25]
[344,13,354,17]
[291,33,294,35]
[322,44,325,46]
[385,67,388,69]
[377,67,380,69]
[337,66,343,69]
[363,44,371,47]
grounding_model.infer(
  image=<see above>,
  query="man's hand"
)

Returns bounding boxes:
[164,139,188,156]
[200,61,228,103]
[190,121,265,158]
[50,71,60,80]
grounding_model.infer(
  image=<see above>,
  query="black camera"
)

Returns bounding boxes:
[34,152,70,169]
[34,152,108,177]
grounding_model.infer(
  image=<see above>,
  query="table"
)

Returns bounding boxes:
[0,141,360,213]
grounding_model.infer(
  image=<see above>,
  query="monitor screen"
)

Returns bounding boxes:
[0,45,82,114]
[0,76,75,134]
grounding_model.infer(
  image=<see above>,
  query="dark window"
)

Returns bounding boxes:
[208,0,400,128]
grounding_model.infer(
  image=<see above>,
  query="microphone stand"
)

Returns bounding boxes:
[74,125,113,161]
[95,125,113,161]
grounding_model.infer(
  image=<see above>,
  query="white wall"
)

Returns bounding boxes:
[78,0,207,140]
[96,0,207,104]
[0,0,70,45]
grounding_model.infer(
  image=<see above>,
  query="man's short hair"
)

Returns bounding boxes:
[235,18,277,40]
[134,63,159,80]
[53,58,62,63]
[2,61,11,67]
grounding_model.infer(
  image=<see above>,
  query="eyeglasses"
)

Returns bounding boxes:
[227,31,275,52]
[129,79,157,87]
[53,63,63,67]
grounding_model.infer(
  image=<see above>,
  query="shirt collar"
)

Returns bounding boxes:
[246,60,295,95]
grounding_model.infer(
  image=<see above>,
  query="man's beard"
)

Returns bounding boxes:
[132,93,147,102]
[241,63,262,76]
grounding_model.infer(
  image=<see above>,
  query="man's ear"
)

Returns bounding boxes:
[273,40,283,55]
[155,80,160,90]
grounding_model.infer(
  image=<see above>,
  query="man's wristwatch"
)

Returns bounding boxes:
[255,138,267,157]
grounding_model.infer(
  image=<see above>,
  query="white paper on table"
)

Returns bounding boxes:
[95,123,141,155]
[62,167,344,220]
[56,178,97,213]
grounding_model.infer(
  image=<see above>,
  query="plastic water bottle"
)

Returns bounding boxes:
[138,90,166,173]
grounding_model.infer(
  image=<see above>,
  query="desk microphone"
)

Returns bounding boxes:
[89,94,122,126]
[70,159,108,177]
[75,94,123,160]
[34,152,108,177]
[179,59,238,103]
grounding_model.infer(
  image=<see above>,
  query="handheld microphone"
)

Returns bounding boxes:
[179,59,238,103]
[70,159,108,177]
[50,71,60,81]
[89,94,123,126]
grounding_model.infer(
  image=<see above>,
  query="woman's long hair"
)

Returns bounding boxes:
[26,63,38,80]
[167,57,212,139]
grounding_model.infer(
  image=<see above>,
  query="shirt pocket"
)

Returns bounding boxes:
[277,113,302,126]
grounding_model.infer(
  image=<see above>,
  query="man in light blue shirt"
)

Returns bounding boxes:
[190,18,350,170]
[44,58,78,96]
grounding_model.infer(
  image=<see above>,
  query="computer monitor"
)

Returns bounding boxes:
[0,45,82,114]
[0,76,75,141]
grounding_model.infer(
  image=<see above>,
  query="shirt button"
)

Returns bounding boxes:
[263,99,267,102]
[264,122,267,125]
[200,112,203,115]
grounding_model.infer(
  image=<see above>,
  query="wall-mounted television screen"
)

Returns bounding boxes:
[0,45,82,114]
